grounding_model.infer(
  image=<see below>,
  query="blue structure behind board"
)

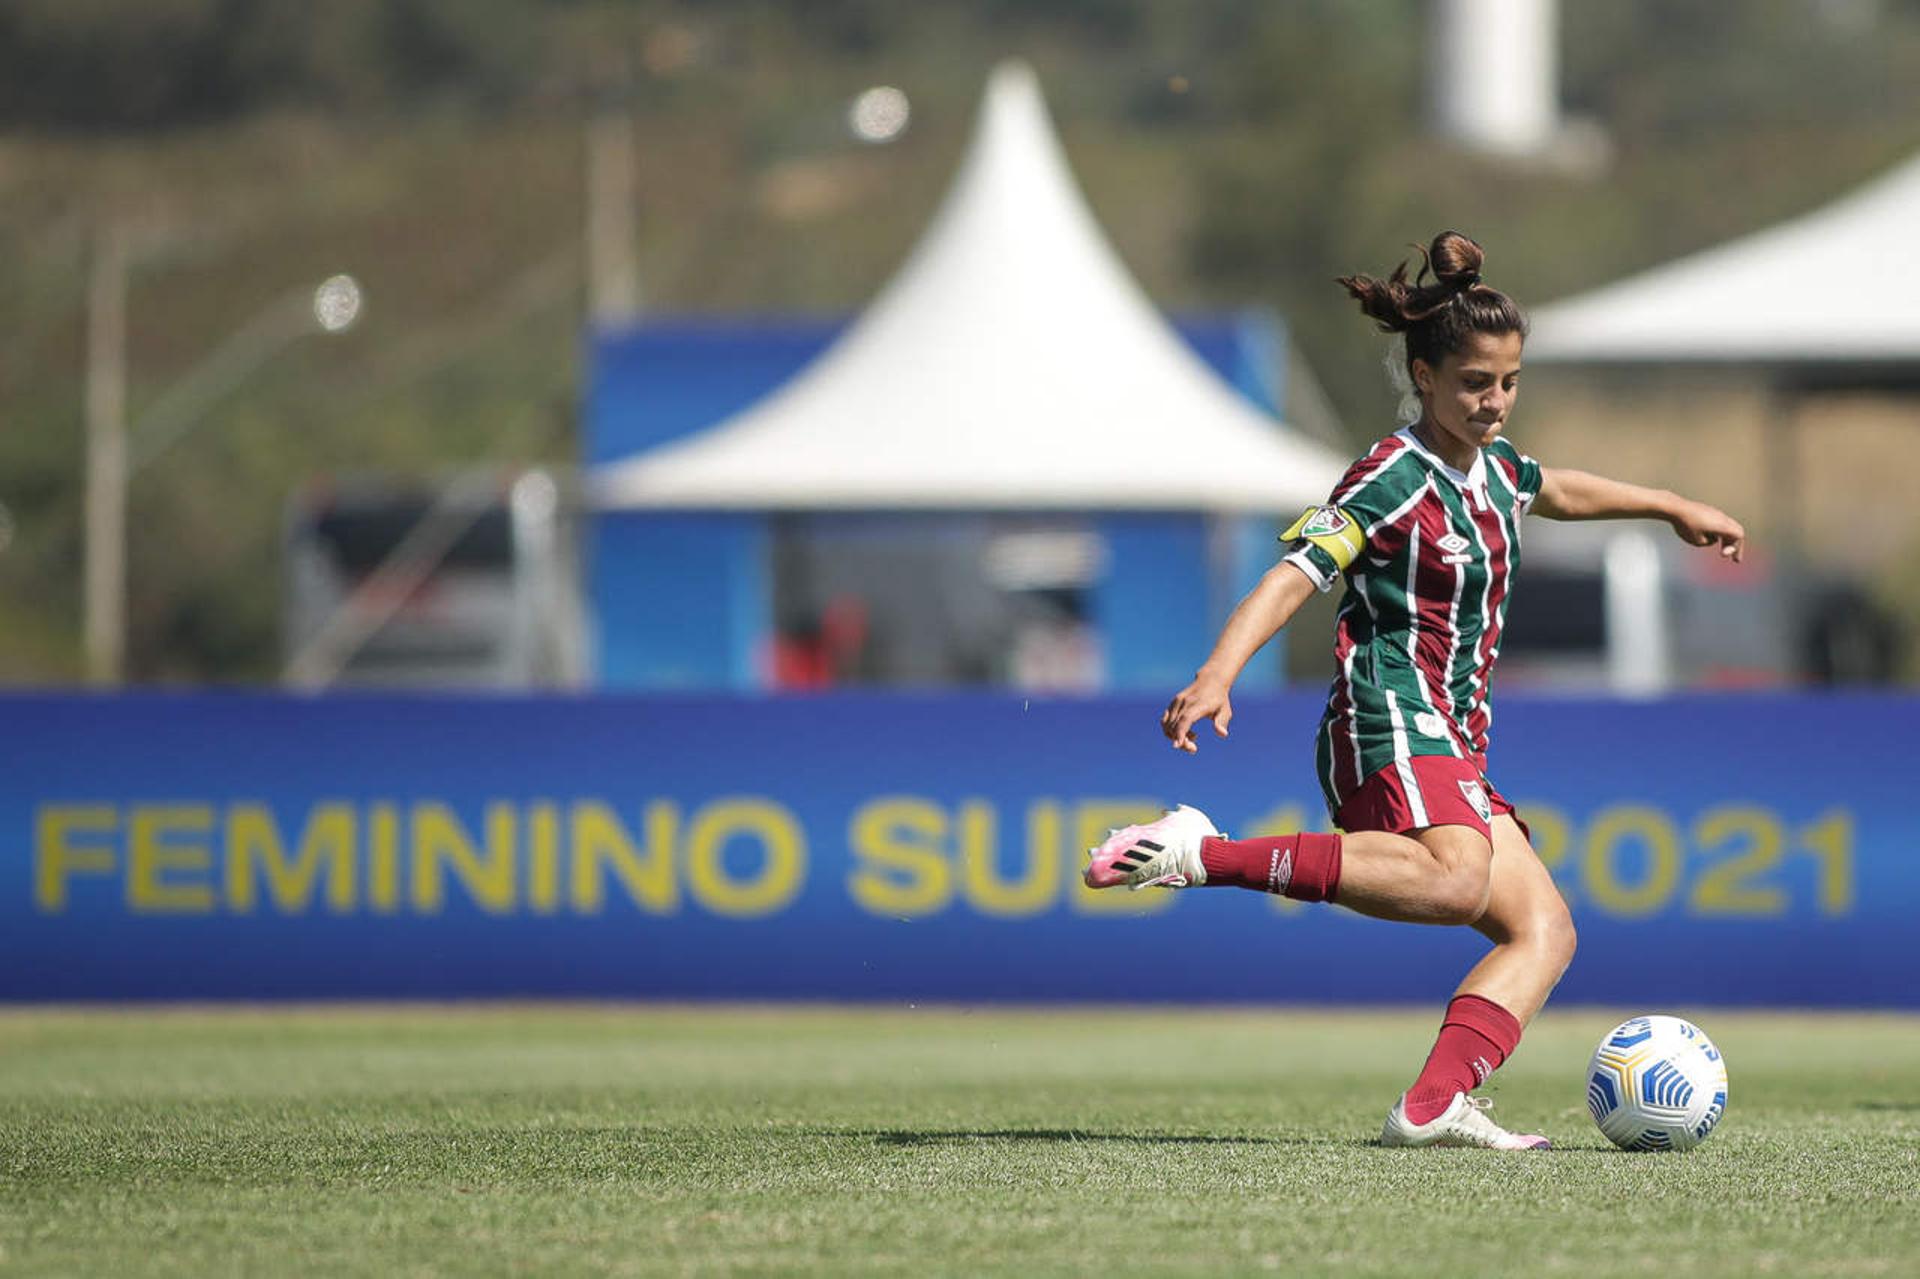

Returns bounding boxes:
[585,313,1292,693]
[6,691,1907,1007]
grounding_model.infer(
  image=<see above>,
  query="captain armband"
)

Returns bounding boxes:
[1281,504,1366,571]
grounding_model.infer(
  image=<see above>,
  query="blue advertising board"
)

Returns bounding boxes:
[1,692,1908,1005]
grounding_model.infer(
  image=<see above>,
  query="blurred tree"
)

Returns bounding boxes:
[7,0,1920,680]
[0,0,546,129]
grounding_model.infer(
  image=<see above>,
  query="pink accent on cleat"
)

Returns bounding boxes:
[1082,804,1220,890]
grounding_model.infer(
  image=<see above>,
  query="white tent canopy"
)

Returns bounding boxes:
[1528,150,1920,366]
[590,61,1345,513]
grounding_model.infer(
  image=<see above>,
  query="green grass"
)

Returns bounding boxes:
[1,1007,1916,1277]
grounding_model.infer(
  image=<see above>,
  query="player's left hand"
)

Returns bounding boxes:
[1668,500,1746,562]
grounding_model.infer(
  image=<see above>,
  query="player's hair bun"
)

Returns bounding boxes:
[1336,231,1490,332]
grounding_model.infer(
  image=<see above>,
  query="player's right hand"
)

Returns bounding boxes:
[1668,498,1746,563]
[1161,674,1233,754]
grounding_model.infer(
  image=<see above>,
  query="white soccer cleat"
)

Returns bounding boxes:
[1379,1093,1551,1151]
[1082,804,1219,890]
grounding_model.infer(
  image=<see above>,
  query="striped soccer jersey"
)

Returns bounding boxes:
[1282,427,1543,817]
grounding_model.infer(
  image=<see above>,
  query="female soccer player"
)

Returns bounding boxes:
[1084,231,1746,1150]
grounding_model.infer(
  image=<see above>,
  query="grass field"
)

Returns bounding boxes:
[2,1006,1916,1277]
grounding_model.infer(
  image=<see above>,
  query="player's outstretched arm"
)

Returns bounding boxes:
[1535,467,1746,563]
[1161,561,1318,754]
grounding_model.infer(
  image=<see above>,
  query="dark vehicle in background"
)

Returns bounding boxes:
[1501,522,1898,692]
[282,469,585,689]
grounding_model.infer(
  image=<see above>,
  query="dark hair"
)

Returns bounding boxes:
[1336,231,1527,379]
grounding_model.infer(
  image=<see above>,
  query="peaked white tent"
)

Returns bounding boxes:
[589,60,1343,512]
[1528,150,1920,366]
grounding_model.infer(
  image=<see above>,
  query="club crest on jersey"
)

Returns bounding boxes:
[1282,504,1367,573]
[1436,532,1470,554]
[1458,779,1493,823]
[1300,506,1350,538]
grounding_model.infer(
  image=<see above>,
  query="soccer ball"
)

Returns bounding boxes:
[1586,1015,1729,1152]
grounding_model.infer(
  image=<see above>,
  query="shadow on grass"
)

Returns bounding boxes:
[851,1128,1356,1149]
[1856,1100,1920,1111]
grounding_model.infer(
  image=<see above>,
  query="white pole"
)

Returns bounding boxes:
[1430,0,1558,156]
[586,111,641,325]
[83,269,361,683]
[83,225,128,686]
[1603,529,1670,696]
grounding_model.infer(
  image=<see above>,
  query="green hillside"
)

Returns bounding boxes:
[6,0,1920,681]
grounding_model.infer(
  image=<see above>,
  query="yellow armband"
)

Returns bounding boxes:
[1282,505,1366,572]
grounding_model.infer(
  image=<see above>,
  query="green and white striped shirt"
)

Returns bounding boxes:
[1283,428,1543,810]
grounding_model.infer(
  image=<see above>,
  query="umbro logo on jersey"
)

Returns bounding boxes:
[1436,532,1470,554]
[1414,711,1448,739]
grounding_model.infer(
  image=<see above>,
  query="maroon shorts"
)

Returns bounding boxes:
[1333,754,1524,843]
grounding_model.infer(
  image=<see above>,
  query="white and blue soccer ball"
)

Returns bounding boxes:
[1586,1015,1729,1152]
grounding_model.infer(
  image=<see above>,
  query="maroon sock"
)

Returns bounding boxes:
[1197,833,1342,901]
[1402,994,1524,1125]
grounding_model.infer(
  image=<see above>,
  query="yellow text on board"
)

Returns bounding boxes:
[32,796,1852,920]
[31,796,1176,920]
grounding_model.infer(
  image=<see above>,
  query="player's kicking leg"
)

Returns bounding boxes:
[1083,804,1361,905]
[1084,804,1484,923]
